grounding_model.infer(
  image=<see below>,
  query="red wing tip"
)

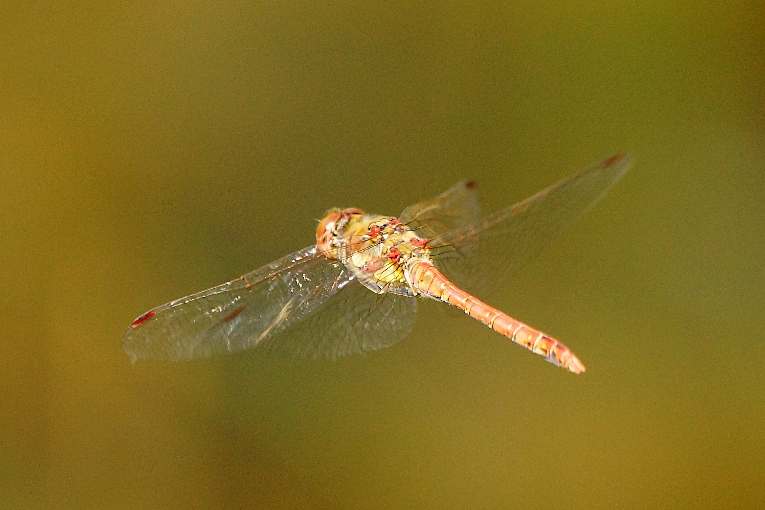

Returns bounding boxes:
[130,310,156,328]
[601,153,627,168]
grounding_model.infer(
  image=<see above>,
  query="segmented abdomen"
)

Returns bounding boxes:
[407,260,586,374]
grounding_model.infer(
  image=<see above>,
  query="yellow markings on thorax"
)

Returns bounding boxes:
[373,261,405,284]
[350,252,366,269]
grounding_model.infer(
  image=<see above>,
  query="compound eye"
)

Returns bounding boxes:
[340,207,364,219]
[316,209,342,258]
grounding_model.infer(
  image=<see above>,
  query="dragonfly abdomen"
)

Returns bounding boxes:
[407,260,586,374]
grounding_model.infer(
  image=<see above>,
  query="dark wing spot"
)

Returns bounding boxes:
[602,153,626,168]
[131,310,157,328]
[220,305,248,324]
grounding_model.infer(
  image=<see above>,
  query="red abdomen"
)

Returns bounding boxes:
[407,260,585,373]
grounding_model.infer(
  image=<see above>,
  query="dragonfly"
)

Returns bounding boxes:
[123,154,631,373]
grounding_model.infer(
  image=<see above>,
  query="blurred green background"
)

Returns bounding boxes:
[2,1,763,508]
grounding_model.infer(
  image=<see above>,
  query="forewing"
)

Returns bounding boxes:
[123,245,418,362]
[399,179,482,239]
[122,246,348,361]
[429,154,633,292]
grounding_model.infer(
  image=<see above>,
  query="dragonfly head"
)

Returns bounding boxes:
[317,207,365,258]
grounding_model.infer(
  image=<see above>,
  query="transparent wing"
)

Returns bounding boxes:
[123,245,418,361]
[429,154,633,293]
[263,280,418,359]
[123,246,343,361]
[399,179,482,239]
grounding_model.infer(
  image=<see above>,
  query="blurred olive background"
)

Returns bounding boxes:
[2,1,763,509]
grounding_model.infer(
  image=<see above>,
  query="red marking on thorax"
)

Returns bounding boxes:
[368,225,381,236]
[388,247,401,263]
[411,238,429,247]
[131,310,156,328]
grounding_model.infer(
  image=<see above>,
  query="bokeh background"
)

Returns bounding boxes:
[2,1,764,508]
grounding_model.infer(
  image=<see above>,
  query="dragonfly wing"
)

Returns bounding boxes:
[264,280,418,359]
[429,154,633,293]
[399,179,482,239]
[123,245,418,362]
[123,245,349,361]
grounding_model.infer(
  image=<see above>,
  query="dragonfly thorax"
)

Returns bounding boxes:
[316,209,432,296]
